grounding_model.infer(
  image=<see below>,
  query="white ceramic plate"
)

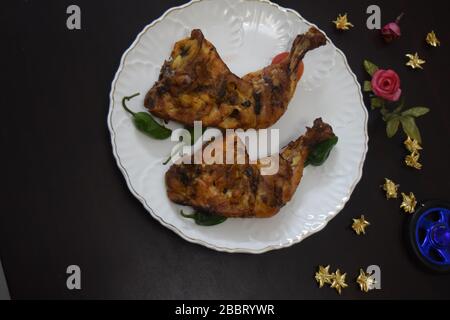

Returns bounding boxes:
[108,0,368,253]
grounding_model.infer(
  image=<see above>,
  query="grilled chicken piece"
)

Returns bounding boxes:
[145,28,327,129]
[165,118,335,218]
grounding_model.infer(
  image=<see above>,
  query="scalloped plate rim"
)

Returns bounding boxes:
[107,0,369,254]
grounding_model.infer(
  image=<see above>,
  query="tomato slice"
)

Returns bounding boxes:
[296,60,304,79]
[271,51,304,79]
[271,52,289,65]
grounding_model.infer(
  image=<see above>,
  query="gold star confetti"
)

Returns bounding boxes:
[333,13,354,30]
[406,53,425,69]
[405,152,422,170]
[315,265,333,288]
[382,178,399,199]
[352,215,370,235]
[356,269,376,292]
[400,192,417,213]
[426,31,440,47]
[330,269,348,294]
[404,136,423,153]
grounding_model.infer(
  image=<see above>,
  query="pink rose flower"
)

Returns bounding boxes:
[371,69,402,102]
[381,22,401,42]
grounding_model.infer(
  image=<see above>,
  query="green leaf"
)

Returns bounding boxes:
[305,136,338,167]
[383,108,403,121]
[371,97,384,109]
[400,116,422,143]
[401,107,430,118]
[382,111,396,122]
[392,97,405,113]
[363,81,372,92]
[181,210,227,226]
[386,118,400,138]
[363,60,379,76]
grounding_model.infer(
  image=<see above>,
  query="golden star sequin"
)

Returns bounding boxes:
[404,136,423,153]
[426,31,440,47]
[405,152,422,170]
[333,13,354,30]
[356,269,375,292]
[401,192,417,213]
[330,269,348,294]
[406,53,425,69]
[382,178,399,199]
[315,265,333,288]
[352,215,370,235]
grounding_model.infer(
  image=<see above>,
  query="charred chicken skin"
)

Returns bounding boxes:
[165,118,335,218]
[145,28,327,129]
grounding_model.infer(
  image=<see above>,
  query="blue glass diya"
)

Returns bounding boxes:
[410,201,450,273]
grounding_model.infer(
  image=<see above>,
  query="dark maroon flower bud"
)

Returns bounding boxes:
[381,13,404,43]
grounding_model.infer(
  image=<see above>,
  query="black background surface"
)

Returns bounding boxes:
[1,0,449,299]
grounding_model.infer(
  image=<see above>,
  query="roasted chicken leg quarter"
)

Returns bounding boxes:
[165,118,335,218]
[145,28,327,129]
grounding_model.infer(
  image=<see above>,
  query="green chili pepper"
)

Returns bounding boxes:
[122,93,172,140]
[305,135,338,167]
[180,210,227,226]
